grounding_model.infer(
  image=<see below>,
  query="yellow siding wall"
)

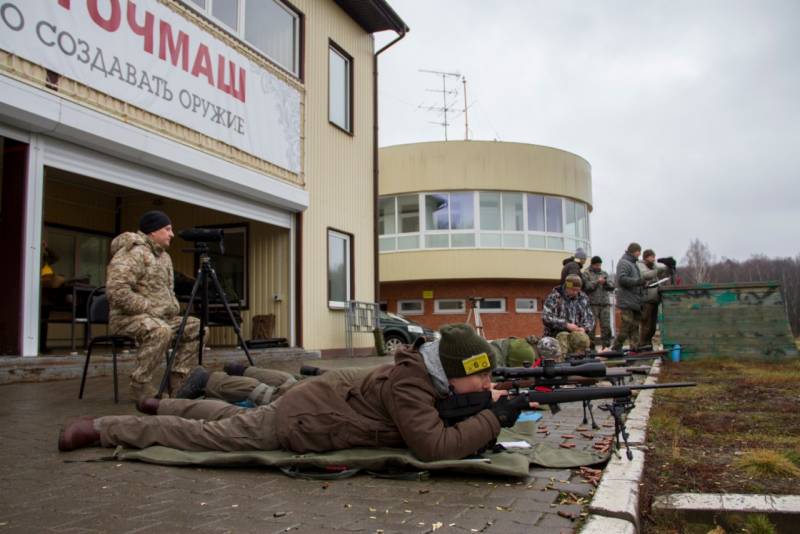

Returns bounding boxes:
[380,249,568,283]
[380,141,593,207]
[293,1,376,351]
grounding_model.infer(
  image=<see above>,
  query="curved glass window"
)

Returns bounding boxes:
[379,191,590,254]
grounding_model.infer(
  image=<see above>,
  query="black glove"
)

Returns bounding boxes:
[490,395,529,428]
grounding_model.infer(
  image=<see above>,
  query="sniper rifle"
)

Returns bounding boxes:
[436,382,696,460]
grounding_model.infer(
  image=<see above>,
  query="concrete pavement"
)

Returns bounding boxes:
[0,357,619,533]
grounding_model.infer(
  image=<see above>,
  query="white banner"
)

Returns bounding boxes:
[0,0,301,173]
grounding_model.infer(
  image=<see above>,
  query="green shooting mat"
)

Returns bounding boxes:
[112,420,609,478]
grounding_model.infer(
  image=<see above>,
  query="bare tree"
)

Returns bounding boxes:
[682,238,715,284]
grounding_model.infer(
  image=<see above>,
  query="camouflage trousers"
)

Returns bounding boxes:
[555,331,592,358]
[205,367,298,406]
[612,308,641,351]
[111,314,202,395]
[590,304,613,348]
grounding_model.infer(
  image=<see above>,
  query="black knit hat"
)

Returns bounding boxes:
[591,256,602,265]
[438,323,496,379]
[139,211,171,234]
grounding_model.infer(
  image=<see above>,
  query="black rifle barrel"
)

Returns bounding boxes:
[517,382,696,405]
[493,362,607,379]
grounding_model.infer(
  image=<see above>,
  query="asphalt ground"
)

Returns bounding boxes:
[0,357,620,534]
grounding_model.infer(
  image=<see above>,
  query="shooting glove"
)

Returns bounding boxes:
[490,395,529,427]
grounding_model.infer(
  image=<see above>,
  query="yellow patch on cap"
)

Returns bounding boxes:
[565,280,577,288]
[462,352,491,375]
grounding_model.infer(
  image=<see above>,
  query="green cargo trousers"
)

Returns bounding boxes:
[205,367,297,405]
[590,304,613,348]
[612,308,641,351]
[99,398,280,451]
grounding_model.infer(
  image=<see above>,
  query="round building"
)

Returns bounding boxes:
[378,140,593,339]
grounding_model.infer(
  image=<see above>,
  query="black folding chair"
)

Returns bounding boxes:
[78,287,136,403]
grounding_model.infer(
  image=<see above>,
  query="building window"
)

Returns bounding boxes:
[43,225,111,287]
[198,225,248,308]
[377,192,590,254]
[329,42,352,133]
[182,0,301,77]
[515,298,539,313]
[478,298,506,313]
[327,229,352,309]
[397,300,424,316]
[434,299,466,314]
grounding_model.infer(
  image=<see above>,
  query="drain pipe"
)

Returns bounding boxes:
[373,29,407,304]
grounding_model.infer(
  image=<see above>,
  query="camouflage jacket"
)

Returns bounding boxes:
[582,267,615,305]
[541,286,595,337]
[106,231,180,328]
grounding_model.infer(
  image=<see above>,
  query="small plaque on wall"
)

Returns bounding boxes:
[422,290,434,299]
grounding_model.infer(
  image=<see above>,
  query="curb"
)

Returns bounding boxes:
[0,348,321,385]
[580,358,662,533]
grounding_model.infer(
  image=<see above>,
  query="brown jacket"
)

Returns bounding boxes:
[275,348,501,462]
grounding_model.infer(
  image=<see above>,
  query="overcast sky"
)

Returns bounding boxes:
[375,0,800,265]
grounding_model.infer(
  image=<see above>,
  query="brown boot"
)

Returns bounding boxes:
[129,380,158,403]
[58,417,100,451]
[136,398,160,416]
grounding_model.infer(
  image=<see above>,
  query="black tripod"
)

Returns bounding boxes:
[157,243,254,397]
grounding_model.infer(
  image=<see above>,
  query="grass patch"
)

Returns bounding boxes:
[733,449,800,478]
[784,449,800,467]
[743,514,777,534]
[641,357,800,532]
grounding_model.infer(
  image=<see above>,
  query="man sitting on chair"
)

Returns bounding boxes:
[106,211,201,401]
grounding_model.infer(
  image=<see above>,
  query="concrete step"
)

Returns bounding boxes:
[0,347,320,385]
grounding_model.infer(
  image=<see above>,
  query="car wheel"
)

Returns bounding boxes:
[384,335,406,354]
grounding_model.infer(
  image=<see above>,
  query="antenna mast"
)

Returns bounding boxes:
[418,69,461,141]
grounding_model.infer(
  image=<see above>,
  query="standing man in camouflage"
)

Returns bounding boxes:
[582,256,615,349]
[106,211,201,401]
[542,274,595,357]
[611,242,645,351]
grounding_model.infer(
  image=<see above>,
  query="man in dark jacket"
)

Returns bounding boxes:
[560,247,588,285]
[58,324,535,462]
[542,274,594,356]
[582,256,615,349]
[611,243,645,351]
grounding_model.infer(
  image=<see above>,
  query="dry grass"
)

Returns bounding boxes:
[733,449,800,478]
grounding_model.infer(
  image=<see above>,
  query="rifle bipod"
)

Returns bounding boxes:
[582,399,599,430]
[599,396,635,460]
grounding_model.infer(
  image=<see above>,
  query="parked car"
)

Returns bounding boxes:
[379,311,439,353]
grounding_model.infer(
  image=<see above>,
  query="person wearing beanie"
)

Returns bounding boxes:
[612,242,645,351]
[105,210,201,401]
[542,274,595,356]
[58,323,536,462]
[581,256,615,349]
[559,247,589,285]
